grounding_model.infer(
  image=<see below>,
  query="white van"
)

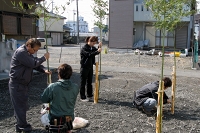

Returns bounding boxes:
[37,38,47,49]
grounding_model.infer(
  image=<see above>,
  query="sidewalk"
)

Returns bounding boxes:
[0,62,199,81]
[1,47,199,80]
[0,72,9,80]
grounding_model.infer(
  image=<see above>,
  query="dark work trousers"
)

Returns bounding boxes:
[9,79,29,127]
[80,67,93,99]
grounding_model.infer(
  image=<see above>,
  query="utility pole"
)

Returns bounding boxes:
[73,10,75,37]
[191,0,197,69]
[51,0,54,13]
[76,0,80,47]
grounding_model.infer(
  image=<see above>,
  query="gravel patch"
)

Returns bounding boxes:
[0,46,199,133]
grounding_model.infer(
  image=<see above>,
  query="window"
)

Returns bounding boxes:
[141,5,143,11]
[3,15,17,35]
[36,20,39,26]
[155,30,161,46]
[155,30,174,47]
[37,39,45,42]
[21,18,33,35]
[136,5,138,11]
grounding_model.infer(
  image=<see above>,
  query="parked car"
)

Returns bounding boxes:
[37,38,47,49]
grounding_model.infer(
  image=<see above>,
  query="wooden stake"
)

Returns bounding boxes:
[94,62,99,104]
[156,81,164,133]
[171,66,176,114]
[47,74,52,85]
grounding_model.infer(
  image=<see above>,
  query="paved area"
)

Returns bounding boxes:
[0,63,199,80]
[1,45,199,80]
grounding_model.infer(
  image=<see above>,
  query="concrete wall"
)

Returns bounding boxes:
[109,0,134,48]
[0,42,14,72]
[0,0,39,72]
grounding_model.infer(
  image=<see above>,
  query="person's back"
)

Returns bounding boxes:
[135,81,159,106]
[44,79,79,119]
[133,77,172,116]
[41,64,79,121]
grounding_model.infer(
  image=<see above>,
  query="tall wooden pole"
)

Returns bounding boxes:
[43,1,51,84]
[94,62,99,103]
[156,81,164,133]
[171,66,176,114]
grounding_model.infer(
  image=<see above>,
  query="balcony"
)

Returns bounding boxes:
[134,4,190,22]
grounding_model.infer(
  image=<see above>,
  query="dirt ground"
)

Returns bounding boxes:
[0,47,200,133]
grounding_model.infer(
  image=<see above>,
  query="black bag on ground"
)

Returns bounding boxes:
[47,115,73,133]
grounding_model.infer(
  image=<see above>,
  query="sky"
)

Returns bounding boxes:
[46,0,96,31]
[45,0,200,32]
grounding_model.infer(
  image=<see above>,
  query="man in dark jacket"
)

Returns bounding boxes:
[133,77,172,115]
[80,36,102,102]
[9,38,50,132]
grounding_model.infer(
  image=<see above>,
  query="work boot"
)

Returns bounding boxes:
[15,124,32,133]
[142,108,156,117]
[133,102,143,111]
[87,96,93,101]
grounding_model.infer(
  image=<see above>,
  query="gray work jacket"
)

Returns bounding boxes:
[9,44,46,85]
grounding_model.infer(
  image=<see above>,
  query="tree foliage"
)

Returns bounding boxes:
[102,25,108,33]
[92,0,108,30]
[144,1,196,132]
[92,0,108,92]
[144,0,196,32]
[11,0,69,83]
[11,0,69,31]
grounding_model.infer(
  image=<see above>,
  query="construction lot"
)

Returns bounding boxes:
[0,46,200,133]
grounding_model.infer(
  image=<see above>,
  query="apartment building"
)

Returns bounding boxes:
[109,0,191,49]
[65,16,89,36]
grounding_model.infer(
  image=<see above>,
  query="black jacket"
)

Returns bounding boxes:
[134,81,169,106]
[80,44,100,68]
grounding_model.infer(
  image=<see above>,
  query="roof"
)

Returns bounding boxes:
[36,5,66,19]
[63,24,72,31]
[48,12,66,19]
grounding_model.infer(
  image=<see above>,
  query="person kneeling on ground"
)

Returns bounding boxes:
[41,64,79,133]
[133,77,172,116]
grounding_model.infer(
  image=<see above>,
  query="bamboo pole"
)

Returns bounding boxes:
[171,66,176,114]
[94,62,99,104]
[42,1,51,114]
[156,81,164,133]
[42,1,51,85]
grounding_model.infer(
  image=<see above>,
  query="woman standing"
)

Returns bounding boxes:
[80,36,102,102]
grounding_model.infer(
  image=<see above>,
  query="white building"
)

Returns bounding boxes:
[92,27,107,40]
[65,16,89,36]
[38,12,66,45]
[91,13,109,41]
